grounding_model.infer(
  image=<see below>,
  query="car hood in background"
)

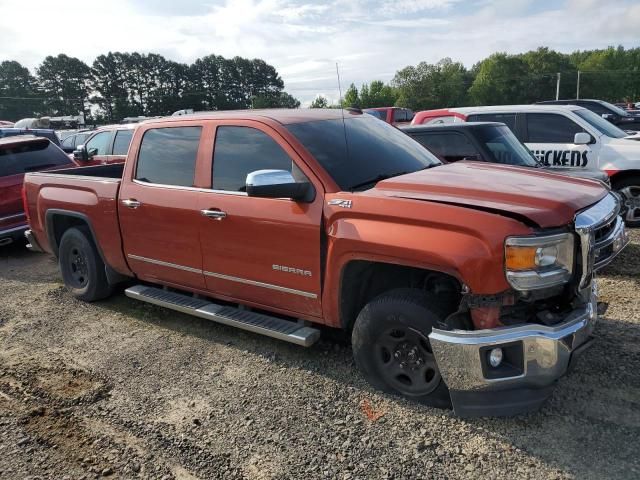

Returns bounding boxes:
[372,162,607,228]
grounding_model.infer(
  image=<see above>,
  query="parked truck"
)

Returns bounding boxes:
[22,109,628,416]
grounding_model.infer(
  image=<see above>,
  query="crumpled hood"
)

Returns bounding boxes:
[373,162,607,228]
[549,167,609,183]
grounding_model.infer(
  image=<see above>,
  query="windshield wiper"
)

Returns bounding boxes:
[349,173,403,191]
[348,165,438,191]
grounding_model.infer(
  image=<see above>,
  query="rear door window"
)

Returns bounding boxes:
[412,132,480,162]
[212,126,293,192]
[112,129,134,155]
[135,127,202,186]
[526,113,584,143]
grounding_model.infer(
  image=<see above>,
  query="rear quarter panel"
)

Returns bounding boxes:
[0,173,25,232]
[24,173,132,276]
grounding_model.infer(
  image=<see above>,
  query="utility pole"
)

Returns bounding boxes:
[556,72,561,100]
[576,70,581,99]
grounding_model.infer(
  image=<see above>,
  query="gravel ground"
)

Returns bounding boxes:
[0,231,639,480]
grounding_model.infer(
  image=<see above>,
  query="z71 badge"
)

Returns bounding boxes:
[328,199,352,208]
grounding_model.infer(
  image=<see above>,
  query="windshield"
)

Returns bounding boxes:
[600,100,629,117]
[574,108,628,139]
[0,140,72,177]
[477,125,538,167]
[286,116,441,191]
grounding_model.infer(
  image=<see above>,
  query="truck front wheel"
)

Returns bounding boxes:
[352,289,451,409]
[59,227,113,302]
[613,176,640,228]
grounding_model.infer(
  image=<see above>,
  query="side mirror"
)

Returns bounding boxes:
[574,132,592,145]
[601,113,614,121]
[246,169,311,201]
[73,145,96,162]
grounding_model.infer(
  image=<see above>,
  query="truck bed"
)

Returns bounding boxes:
[23,165,132,277]
[47,163,125,179]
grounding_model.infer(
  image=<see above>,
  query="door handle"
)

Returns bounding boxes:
[121,199,141,209]
[201,209,227,220]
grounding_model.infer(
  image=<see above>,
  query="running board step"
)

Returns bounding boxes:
[125,285,320,347]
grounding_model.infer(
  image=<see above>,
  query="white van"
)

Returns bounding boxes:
[412,105,640,226]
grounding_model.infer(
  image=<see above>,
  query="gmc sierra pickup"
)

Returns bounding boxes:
[22,109,629,416]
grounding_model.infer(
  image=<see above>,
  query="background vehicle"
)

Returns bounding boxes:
[1,136,75,246]
[60,130,93,153]
[363,107,414,125]
[23,109,626,416]
[412,105,640,226]
[537,99,640,131]
[72,124,135,165]
[403,122,610,184]
[0,127,62,147]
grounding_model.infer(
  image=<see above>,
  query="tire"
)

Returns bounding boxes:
[352,288,451,409]
[613,176,640,228]
[58,227,113,302]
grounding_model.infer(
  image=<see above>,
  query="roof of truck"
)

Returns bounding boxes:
[447,105,584,114]
[144,109,363,126]
[402,122,504,132]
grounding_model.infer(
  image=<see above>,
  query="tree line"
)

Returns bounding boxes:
[316,46,640,111]
[0,52,300,122]
[2,45,639,121]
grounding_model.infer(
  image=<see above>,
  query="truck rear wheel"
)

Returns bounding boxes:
[352,289,451,409]
[59,227,113,302]
[613,176,640,228]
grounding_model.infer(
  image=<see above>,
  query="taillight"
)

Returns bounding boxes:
[21,185,31,225]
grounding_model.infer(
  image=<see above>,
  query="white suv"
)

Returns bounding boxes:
[412,105,640,226]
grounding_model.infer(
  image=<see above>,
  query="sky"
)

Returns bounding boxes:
[0,0,638,106]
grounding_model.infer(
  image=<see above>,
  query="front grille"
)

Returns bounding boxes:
[574,194,623,288]
[593,214,619,267]
[594,218,616,244]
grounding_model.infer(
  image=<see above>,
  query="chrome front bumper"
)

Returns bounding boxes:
[429,283,598,416]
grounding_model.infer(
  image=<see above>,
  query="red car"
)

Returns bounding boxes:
[1,136,75,246]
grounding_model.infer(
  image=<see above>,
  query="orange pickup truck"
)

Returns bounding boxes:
[22,109,628,416]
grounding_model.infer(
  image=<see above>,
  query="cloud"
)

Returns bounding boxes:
[0,0,637,107]
[378,0,464,15]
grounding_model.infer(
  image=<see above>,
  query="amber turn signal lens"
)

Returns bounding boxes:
[505,246,538,271]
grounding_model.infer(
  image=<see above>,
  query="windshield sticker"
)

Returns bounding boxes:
[532,150,588,167]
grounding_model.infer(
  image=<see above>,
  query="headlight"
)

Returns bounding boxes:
[505,233,575,291]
